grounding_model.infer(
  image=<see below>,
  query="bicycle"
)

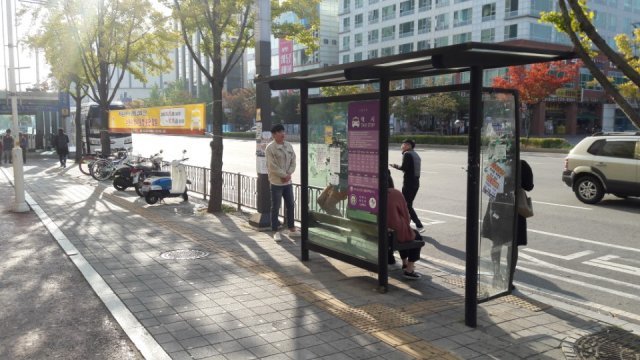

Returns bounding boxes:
[90,150,131,181]
[77,151,104,175]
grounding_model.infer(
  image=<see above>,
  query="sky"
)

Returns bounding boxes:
[1,0,50,92]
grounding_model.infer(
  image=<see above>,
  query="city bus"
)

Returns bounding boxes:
[80,102,132,154]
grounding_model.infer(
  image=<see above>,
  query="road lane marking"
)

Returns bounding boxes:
[420,209,466,220]
[421,253,640,297]
[522,249,594,260]
[585,255,640,276]
[519,253,640,291]
[531,200,592,210]
[518,266,640,301]
[529,229,640,254]
[418,209,640,254]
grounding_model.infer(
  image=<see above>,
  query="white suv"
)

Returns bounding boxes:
[562,132,640,204]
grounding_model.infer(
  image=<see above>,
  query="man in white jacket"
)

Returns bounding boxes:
[265,124,299,241]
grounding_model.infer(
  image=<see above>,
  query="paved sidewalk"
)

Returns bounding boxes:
[0,163,142,359]
[1,154,639,359]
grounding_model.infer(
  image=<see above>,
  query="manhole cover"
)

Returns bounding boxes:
[574,327,640,360]
[160,250,210,260]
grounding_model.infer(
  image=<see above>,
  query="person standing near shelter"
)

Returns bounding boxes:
[19,132,28,164]
[266,124,299,242]
[3,129,14,164]
[390,139,424,232]
[53,128,70,168]
[509,159,534,290]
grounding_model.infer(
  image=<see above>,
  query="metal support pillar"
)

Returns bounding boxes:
[465,66,483,327]
[378,78,390,292]
[300,88,309,261]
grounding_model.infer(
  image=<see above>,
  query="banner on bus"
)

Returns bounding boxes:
[109,103,206,135]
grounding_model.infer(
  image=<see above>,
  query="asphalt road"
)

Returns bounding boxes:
[132,134,640,324]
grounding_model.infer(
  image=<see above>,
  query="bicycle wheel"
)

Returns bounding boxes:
[90,159,111,181]
[78,155,96,175]
[94,164,114,181]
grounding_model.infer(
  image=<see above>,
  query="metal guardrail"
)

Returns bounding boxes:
[164,162,343,222]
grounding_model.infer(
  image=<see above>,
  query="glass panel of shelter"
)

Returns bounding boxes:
[478,92,518,300]
[304,88,520,297]
[307,101,380,264]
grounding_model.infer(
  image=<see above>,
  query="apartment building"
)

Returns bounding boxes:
[338,0,640,135]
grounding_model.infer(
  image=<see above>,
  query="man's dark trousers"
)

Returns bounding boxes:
[402,179,423,228]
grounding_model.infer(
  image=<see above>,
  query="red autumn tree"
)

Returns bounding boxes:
[492,61,580,136]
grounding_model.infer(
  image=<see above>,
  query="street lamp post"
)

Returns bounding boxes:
[6,0,29,213]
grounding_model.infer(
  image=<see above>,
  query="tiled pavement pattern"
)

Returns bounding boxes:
[3,155,640,359]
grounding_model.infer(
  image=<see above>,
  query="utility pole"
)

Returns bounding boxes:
[6,0,29,213]
[249,0,273,228]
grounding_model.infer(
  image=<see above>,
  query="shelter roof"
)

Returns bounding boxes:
[258,42,576,90]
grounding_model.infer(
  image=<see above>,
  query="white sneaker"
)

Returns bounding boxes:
[273,232,282,242]
[417,226,425,233]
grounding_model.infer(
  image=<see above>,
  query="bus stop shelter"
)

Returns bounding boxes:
[257,42,575,327]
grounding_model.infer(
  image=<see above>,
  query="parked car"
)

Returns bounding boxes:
[562,132,640,204]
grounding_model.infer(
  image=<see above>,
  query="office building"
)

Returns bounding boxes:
[338,0,640,135]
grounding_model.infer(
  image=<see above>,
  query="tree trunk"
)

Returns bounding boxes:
[558,0,640,129]
[72,83,84,161]
[208,80,224,213]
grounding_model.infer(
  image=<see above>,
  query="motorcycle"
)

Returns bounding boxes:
[141,150,191,205]
[113,151,166,196]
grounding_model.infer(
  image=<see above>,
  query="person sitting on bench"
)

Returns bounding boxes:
[387,174,423,280]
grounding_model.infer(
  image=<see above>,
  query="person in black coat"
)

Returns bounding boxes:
[509,159,534,289]
[53,128,70,168]
[483,158,534,290]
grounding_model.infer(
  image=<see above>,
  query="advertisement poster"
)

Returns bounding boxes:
[347,100,380,214]
[109,103,205,135]
[256,128,272,175]
[278,39,294,74]
[482,161,506,200]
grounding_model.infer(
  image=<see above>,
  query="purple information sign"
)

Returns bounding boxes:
[347,100,380,214]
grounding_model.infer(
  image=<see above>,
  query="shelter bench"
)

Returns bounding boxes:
[309,211,425,255]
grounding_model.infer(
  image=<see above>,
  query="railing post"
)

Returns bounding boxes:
[203,167,208,200]
[237,172,242,212]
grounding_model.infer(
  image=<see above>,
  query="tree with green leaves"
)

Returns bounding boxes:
[223,87,256,130]
[272,92,300,125]
[541,0,640,128]
[27,0,178,154]
[423,93,458,133]
[25,7,89,159]
[166,0,320,213]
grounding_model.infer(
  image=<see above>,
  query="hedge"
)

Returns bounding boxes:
[223,132,256,139]
[390,134,572,149]
[224,132,572,149]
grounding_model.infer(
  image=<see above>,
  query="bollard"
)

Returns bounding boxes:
[11,147,29,212]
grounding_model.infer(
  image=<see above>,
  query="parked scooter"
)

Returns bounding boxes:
[141,150,191,205]
[113,151,165,196]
